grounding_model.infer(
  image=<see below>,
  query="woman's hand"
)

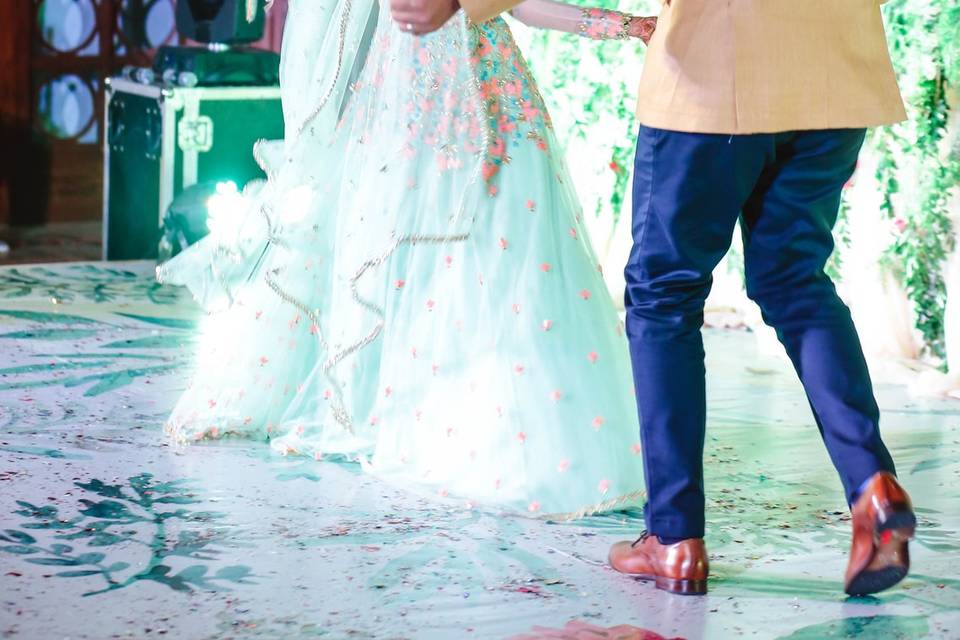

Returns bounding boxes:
[628,16,657,44]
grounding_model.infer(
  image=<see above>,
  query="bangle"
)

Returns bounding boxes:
[579,8,631,40]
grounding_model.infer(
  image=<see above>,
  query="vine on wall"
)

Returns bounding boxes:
[874,0,959,362]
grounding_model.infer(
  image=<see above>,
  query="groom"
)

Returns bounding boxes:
[392,0,917,596]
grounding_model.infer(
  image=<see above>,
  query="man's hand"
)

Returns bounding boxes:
[390,0,460,35]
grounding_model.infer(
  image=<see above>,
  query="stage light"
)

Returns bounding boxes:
[158,180,235,262]
[176,0,266,46]
[205,180,245,240]
[149,0,280,87]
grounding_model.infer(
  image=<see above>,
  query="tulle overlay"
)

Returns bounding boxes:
[158,0,646,518]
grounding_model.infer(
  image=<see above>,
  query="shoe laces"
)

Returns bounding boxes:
[631,530,651,548]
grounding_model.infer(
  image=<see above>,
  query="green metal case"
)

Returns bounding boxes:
[103,78,283,260]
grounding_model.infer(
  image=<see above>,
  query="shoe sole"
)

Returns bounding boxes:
[845,509,916,596]
[626,573,708,596]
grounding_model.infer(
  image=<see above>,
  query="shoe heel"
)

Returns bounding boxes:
[846,508,915,596]
[876,506,916,537]
[654,576,707,596]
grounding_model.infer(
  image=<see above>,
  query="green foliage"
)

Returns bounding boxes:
[873,0,959,362]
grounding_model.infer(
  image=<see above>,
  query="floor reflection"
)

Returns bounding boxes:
[1,262,958,639]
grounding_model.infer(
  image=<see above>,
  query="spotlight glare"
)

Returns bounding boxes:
[206,180,244,240]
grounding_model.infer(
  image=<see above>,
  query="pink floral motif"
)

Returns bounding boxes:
[526,199,536,211]
[579,289,592,300]
[528,501,541,513]
[514,363,525,375]
[592,416,605,430]
[499,237,509,250]
[517,431,527,443]
[426,299,435,311]
[541,319,553,331]
[471,20,553,191]
[598,479,611,494]
[540,263,552,272]
[568,228,577,239]
[587,351,599,363]
[512,303,522,315]
[259,356,269,366]
[497,114,517,135]
[550,390,562,402]
[477,38,494,58]
[631,443,642,455]
[557,459,570,473]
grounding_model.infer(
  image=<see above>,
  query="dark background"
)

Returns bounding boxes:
[0,0,287,230]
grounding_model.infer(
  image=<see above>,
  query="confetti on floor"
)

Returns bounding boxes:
[1,261,958,639]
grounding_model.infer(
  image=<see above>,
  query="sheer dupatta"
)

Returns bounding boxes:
[159,1,493,439]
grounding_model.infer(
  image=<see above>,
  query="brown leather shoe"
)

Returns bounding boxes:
[608,532,709,595]
[844,471,916,596]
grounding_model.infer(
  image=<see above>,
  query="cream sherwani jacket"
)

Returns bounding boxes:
[459,0,907,134]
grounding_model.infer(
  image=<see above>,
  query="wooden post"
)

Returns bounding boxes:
[0,0,42,225]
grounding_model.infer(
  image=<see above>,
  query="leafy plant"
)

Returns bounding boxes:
[867,1,957,363]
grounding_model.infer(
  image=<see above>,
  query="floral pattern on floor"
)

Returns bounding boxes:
[1,261,959,639]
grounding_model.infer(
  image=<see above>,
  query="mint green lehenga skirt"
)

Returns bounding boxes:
[157,0,646,519]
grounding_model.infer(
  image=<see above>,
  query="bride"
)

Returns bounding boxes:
[158,0,656,519]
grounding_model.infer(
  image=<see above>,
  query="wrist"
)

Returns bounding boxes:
[628,16,656,42]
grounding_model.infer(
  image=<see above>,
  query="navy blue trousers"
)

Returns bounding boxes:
[625,126,896,540]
